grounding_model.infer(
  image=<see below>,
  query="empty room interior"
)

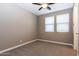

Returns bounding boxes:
[0,3,79,56]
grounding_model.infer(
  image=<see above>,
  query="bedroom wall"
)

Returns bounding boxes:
[0,4,37,51]
[38,8,73,44]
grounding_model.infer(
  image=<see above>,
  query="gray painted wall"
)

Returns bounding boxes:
[38,8,73,44]
[0,4,37,51]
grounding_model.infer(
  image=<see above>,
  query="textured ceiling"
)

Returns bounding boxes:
[17,3,74,16]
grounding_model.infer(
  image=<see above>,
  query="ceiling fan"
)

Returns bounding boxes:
[32,3,55,11]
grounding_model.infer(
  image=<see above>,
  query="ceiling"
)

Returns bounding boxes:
[17,3,74,16]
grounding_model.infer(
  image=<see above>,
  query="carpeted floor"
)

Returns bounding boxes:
[0,41,77,56]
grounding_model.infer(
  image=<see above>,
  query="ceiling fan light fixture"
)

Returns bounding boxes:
[41,4,48,8]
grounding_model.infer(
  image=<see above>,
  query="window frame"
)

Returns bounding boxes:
[44,13,70,33]
[45,16,55,32]
[56,13,70,32]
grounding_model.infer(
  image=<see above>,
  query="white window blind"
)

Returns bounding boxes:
[56,13,69,32]
[45,16,54,32]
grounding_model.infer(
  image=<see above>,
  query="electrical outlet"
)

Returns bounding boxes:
[19,40,22,43]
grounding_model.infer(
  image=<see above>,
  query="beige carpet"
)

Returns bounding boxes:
[0,41,77,56]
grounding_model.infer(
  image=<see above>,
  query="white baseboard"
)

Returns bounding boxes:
[0,39,73,54]
[0,39,37,54]
[37,39,73,47]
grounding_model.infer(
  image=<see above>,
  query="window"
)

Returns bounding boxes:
[45,16,54,32]
[56,13,69,32]
[45,13,70,32]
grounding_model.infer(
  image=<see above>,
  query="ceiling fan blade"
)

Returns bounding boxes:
[39,7,43,10]
[47,7,51,10]
[48,3,55,5]
[32,3,41,5]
